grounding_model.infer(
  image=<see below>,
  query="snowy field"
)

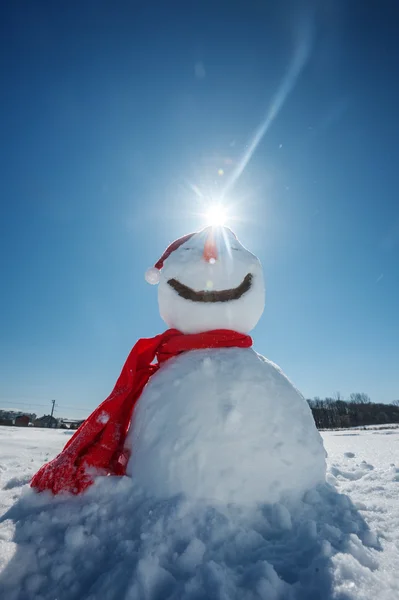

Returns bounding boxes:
[0,426,398,599]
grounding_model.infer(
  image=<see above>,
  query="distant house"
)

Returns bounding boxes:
[15,415,30,427]
[0,410,36,427]
[34,415,58,428]
[57,419,85,430]
[69,420,85,430]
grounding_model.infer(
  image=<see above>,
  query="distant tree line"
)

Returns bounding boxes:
[307,393,399,429]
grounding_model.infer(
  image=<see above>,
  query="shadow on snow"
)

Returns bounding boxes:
[0,476,381,600]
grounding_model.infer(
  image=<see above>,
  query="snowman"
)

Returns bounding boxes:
[31,226,326,505]
[126,226,326,505]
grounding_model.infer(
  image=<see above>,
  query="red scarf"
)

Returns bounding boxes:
[31,329,252,495]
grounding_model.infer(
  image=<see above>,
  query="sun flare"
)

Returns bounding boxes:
[205,204,227,227]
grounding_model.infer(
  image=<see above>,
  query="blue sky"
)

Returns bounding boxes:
[1,1,398,418]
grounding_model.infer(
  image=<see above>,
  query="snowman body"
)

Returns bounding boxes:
[126,226,326,505]
[126,346,326,505]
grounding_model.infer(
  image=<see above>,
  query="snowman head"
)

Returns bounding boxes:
[146,227,265,334]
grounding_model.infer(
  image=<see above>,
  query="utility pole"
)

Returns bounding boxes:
[50,399,56,428]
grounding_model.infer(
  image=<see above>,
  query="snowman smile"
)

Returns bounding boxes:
[167,273,253,303]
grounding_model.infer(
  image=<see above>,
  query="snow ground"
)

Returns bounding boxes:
[0,426,398,599]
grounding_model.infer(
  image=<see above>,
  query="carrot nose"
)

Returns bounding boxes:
[203,229,218,263]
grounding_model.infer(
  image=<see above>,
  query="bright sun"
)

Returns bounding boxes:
[205,204,227,227]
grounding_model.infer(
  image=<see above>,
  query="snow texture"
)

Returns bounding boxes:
[1,426,399,600]
[158,227,265,334]
[126,347,326,505]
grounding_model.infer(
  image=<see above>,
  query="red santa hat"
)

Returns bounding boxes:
[144,232,195,285]
[145,226,222,284]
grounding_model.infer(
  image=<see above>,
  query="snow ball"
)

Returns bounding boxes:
[299,519,318,540]
[158,227,265,334]
[145,266,160,285]
[51,564,71,582]
[133,556,175,598]
[324,523,343,542]
[64,525,86,549]
[304,488,322,505]
[25,573,47,594]
[347,534,379,570]
[321,540,332,557]
[127,347,326,506]
[256,577,280,600]
[336,494,351,509]
[177,538,206,573]
[273,504,292,531]
[362,529,380,549]
[250,561,287,598]
[97,411,110,425]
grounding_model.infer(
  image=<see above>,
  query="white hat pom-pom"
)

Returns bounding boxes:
[145,267,160,285]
